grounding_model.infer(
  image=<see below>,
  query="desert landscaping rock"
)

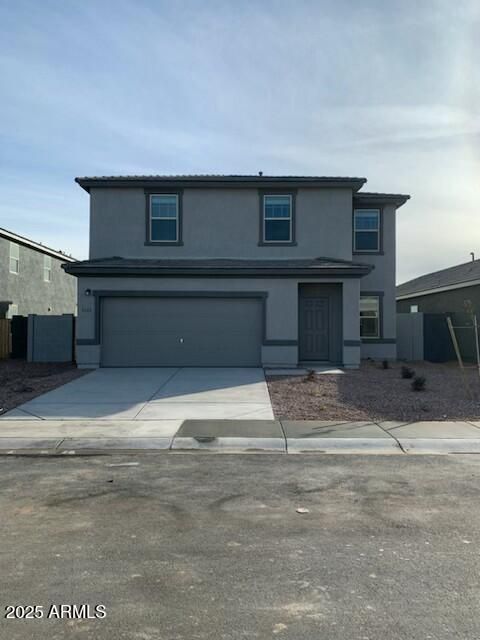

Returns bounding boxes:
[0,360,89,415]
[267,361,480,421]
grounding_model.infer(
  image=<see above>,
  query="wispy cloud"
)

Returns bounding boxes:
[0,0,479,280]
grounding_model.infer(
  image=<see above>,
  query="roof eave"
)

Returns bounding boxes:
[354,193,410,208]
[396,277,480,300]
[63,264,373,278]
[0,228,77,262]
[353,191,410,209]
[75,176,367,193]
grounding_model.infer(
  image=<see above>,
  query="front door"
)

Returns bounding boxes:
[299,297,330,361]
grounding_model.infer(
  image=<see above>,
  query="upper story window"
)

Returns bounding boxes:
[148,194,181,244]
[9,242,19,274]
[43,255,52,282]
[360,295,380,338]
[262,195,293,243]
[354,209,380,252]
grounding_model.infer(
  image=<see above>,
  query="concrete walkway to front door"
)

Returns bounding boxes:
[1,368,274,421]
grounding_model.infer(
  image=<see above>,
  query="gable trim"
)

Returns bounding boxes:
[396,279,480,300]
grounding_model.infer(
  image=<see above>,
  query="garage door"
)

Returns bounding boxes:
[100,296,263,367]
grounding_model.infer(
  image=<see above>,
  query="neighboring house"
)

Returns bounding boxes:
[0,228,77,319]
[397,258,480,314]
[64,175,409,369]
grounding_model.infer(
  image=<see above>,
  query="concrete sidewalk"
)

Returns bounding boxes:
[1,419,480,454]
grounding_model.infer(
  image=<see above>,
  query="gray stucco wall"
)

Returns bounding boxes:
[353,203,397,360]
[75,276,362,368]
[88,187,354,260]
[0,236,77,317]
[77,185,401,364]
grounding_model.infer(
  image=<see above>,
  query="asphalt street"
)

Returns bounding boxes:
[1,453,480,639]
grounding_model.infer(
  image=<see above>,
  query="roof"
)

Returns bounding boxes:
[75,174,367,193]
[354,191,410,207]
[396,258,480,299]
[75,174,410,206]
[63,256,373,278]
[0,228,77,262]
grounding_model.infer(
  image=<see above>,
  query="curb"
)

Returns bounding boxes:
[171,436,286,452]
[2,437,478,455]
[287,438,402,454]
[398,439,480,454]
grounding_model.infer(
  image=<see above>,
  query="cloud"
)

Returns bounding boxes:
[0,0,479,277]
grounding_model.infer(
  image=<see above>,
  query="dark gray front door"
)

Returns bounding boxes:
[299,297,330,361]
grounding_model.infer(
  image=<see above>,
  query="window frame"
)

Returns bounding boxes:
[6,303,18,319]
[360,294,381,340]
[259,191,297,246]
[353,208,381,254]
[9,242,19,274]
[145,190,183,246]
[43,255,52,282]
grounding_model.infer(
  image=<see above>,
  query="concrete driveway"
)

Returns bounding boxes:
[2,368,274,421]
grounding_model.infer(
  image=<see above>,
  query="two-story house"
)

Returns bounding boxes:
[0,227,77,319]
[64,175,409,369]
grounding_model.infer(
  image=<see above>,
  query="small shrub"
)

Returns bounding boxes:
[401,365,415,379]
[411,375,426,391]
[303,369,316,383]
[382,360,390,369]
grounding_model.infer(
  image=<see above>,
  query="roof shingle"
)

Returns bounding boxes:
[397,259,480,298]
[64,256,373,277]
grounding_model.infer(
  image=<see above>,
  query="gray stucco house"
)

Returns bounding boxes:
[64,175,409,368]
[0,227,77,319]
[397,257,480,314]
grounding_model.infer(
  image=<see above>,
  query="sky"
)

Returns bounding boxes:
[0,0,479,284]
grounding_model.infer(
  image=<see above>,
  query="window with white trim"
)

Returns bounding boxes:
[354,209,380,252]
[263,195,292,243]
[43,255,52,282]
[150,194,179,242]
[410,304,418,313]
[9,242,19,274]
[360,296,380,338]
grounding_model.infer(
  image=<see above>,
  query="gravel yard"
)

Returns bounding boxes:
[267,361,480,421]
[0,360,89,415]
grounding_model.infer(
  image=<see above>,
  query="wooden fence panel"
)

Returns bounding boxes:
[0,319,11,359]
